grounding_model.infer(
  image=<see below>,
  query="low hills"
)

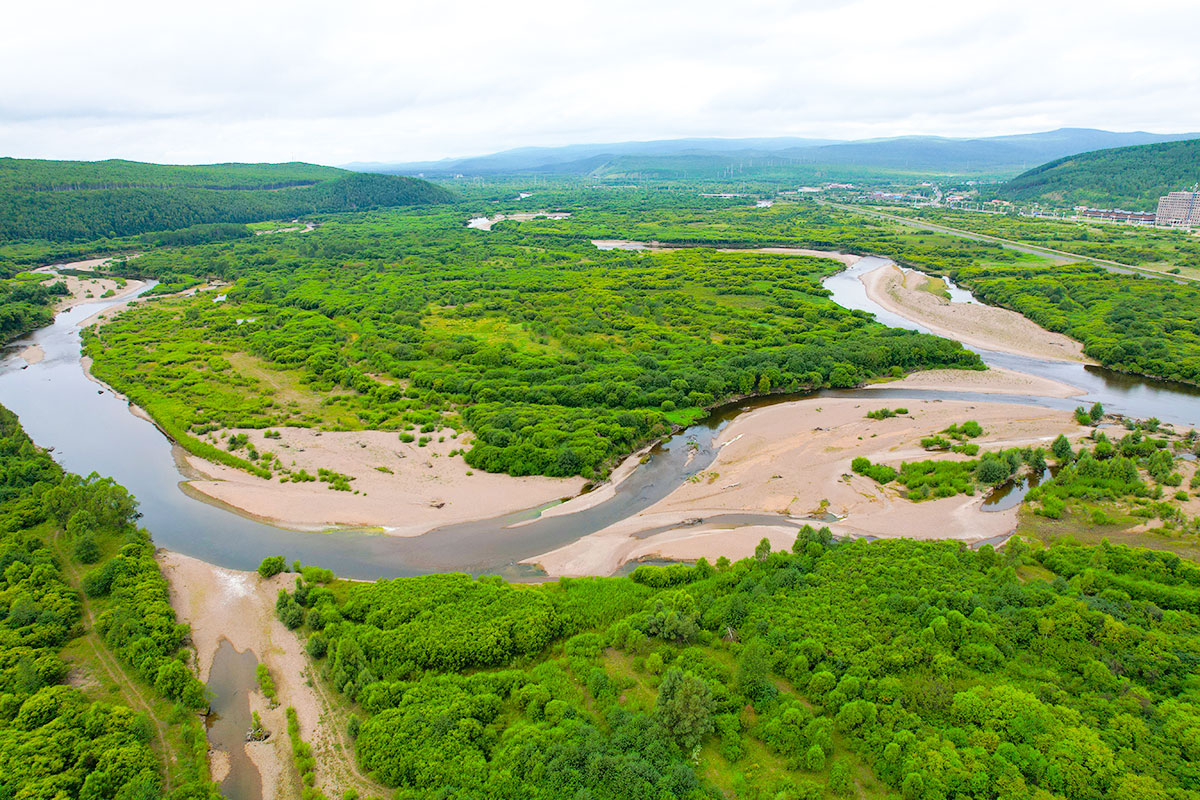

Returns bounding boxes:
[0,158,454,242]
[993,138,1200,210]
[355,128,1200,180]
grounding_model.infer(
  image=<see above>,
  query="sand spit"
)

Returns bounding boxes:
[862,264,1089,362]
[184,426,586,536]
[868,366,1084,398]
[527,395,1082,576]
[160,551,378,800]
[508,444,654,528]
[19,344,44,365]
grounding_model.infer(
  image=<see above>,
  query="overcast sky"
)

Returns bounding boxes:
[3,0,1199,166]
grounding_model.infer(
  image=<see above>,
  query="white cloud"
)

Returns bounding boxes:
[1,0,1198,164]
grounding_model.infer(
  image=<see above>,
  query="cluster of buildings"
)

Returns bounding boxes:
[1068,189,1199,228]
[1155,190,1200,228]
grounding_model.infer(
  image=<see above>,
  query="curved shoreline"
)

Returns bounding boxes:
[860,262,1091,364]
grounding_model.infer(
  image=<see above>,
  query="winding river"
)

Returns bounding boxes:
[1,251,1198,584]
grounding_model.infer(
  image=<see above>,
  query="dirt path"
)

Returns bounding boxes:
[54,539,178,793]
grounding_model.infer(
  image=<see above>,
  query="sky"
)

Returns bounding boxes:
[3,0,1200,166]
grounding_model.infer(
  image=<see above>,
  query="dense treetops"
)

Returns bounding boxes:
[0,405,215,798]
[993,137,1200,210]
[277,527,1200,799]
[83,205,979,479]
[0,157,455,242]
[515,197,1200,387]
[0,158,344,191]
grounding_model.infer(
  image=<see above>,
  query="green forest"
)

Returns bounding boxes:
[0,405,217,799]
[0,158,454,242]
[499,197,1200,387]
[83,205,978,480]
[992,138,1200,210]
[271,526,1200,800]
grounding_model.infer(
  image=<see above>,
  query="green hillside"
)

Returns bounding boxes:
[0,158,455,242]
[994,138,1200,210]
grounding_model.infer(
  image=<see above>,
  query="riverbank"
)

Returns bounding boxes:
[862,263,1089,362]
[526,393,1084,576]
[180,426,586,536]
[867,366,1084,398]
[159,552,300,799]
[160,551,382,799]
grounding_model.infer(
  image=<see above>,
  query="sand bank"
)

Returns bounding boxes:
[19,344,44,365]
[527,394,1082,576]
[869,366,1084,398]
[508,444,653,528]
[862,264,1089,362]
[160,551,382,799]
[184,426,585,536]
[74,279,148,327]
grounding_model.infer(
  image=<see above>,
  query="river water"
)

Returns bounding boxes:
[1,252,1198,584]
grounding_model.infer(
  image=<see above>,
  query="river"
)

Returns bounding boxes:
[1,252,1198,584]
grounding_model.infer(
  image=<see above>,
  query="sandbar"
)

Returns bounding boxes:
[527,393,1085,576]
[862,264,1089,362]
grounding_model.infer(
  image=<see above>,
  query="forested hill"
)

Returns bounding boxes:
[993,138,1200,210]
[0,157,455,241]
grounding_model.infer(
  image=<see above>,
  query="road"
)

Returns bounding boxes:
[823,201,1198,284]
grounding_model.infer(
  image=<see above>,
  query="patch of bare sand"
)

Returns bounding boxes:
[863,264,1089,363]
[184,426,585,535]
[160,551,382,800]
[527,395,1085,576]
[19,344,44,365]
[74,279,148,326]
[508,444,654,528]
[867,366,1084,398]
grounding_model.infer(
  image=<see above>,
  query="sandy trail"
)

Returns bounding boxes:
[527,394,1084,576]
[160,551,385,800]
[862,264,1089,362]
[183,426,585,536]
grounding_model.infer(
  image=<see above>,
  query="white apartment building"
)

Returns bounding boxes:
[1155,191,1200,227]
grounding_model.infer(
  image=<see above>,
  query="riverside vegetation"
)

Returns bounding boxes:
[0,405,217,799]
[81,204,979,481]
[77,190,1200,485]
[510,196,1200,386]
[270,527,1200,800]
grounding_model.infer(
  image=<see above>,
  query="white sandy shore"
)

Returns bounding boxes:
[159,551,380,799]
[527,394,1084,576]
[183,426,585,536]
[507,443,654,528]
[862,264,1089,362]
[868,366,1084,398]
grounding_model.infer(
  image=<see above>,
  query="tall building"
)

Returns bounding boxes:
[1156,190,1200,227]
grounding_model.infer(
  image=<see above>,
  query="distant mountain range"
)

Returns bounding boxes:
[349,129,1200,179]
[991,138,1200,210]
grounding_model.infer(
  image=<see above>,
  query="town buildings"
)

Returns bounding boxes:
[1155,190,1200,227]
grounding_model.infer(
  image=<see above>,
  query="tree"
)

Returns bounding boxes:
[655,668,715,751]
[1090,401,1104,421]
[1052,434,1073,463]
[755,537,772,561]
[258,555,287,579]
[804,742,825,771]
[976,457,1010,485]
[736,640,776,703]
[74,534,100,564]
